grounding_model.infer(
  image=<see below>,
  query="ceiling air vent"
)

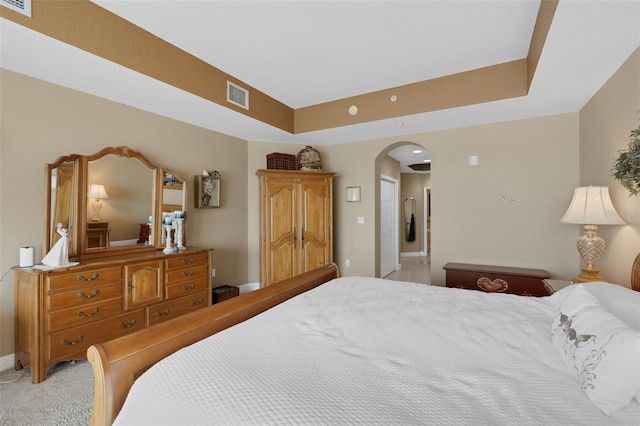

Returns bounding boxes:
[1,0,31,17]
[227,81,249,110]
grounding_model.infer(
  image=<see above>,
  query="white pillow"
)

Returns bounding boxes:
[551,285,640,415]
[581,282,640,330]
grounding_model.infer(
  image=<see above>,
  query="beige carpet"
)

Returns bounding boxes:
[0,360,93,425]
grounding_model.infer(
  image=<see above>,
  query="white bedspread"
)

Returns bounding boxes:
[114,277,640,425]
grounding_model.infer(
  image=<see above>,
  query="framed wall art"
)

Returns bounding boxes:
[195,175,220,208]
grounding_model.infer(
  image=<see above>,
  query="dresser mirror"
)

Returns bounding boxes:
[45,146,187,259]
[46,155,81,258]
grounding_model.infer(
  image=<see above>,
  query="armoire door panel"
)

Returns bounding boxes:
[269,243,297,283]
[303,242,328,272]
[300,181,329,244]
[268,184,296,241]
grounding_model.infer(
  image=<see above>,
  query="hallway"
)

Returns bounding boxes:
[383,256,431,284]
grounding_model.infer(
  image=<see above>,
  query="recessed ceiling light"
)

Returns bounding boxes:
[390,95,397,102]
[397,122,404,127]
[348,105,358,115]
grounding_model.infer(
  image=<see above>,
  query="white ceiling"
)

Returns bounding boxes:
[1,0,639,172]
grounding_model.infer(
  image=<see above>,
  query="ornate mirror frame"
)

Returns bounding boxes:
[45,146,188,259]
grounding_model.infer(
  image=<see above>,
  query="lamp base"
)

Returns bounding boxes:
[571,267,605,283]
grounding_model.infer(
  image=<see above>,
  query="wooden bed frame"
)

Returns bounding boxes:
[87,263,340,426]
[88,256,640,426]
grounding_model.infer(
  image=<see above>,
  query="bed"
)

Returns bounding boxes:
[88,259,640,425]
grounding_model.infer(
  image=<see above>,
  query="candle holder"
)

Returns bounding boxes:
[174,218,185,251]
[163,224,174,254]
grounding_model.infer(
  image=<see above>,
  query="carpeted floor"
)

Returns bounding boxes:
[0,360,93,425]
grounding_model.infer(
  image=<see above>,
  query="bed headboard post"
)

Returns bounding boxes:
[632,253,640,292]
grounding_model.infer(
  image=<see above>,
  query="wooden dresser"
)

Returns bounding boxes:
[443,262,551,296]
[13,248,211,383]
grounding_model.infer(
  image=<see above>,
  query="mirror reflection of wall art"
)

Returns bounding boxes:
[195,175,220,208]
[346,186,361,202]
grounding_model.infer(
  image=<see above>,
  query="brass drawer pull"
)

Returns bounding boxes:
[77,289,99,298]
[182,283,196,291]
[182,269,196,277]
[119,318,137,328]
[191,298,204,306]
[77,273,99,282]
[78,307,99,317]
[181,257,196,264]
[61,335,84,346]
[154,308,170,317]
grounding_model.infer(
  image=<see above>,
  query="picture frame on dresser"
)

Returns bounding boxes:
[195,175,220,208]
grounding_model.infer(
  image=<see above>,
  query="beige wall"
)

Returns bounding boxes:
[0,70,249,358]
[579,47,640,286]
[315,114,580,285]
[1,47,638,360]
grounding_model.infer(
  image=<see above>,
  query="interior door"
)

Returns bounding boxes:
[380,177,396,277]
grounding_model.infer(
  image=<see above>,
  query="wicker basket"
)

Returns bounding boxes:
[212,285,239,304]
[267,153,297,170]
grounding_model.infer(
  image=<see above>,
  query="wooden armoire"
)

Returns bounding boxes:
[257,169,335,287]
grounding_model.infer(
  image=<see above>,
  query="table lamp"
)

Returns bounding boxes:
[561,186,624,283]
[88,184,109,222]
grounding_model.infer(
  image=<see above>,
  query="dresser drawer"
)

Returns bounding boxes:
[165,252,208,270]
[47,310,144,361]
[146,290,208,326]
[47,297,123,332]
[165,276,209,300]
[48,282,122,311]
[165,264,208,284]
[47,267,121,291]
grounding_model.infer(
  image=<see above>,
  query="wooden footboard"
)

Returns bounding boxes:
[87,263,340,426]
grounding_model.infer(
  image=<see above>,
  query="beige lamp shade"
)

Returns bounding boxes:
[561,186,624,225]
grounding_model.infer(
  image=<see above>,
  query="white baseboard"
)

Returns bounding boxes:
[400,252,423,257]
[0,353,14,372]
[238,282,260,294]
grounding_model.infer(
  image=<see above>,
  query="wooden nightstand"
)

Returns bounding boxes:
[86,222,110,249]
[542,279,572,294]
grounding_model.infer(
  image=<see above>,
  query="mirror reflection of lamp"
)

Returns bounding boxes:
[88,184,109,222]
